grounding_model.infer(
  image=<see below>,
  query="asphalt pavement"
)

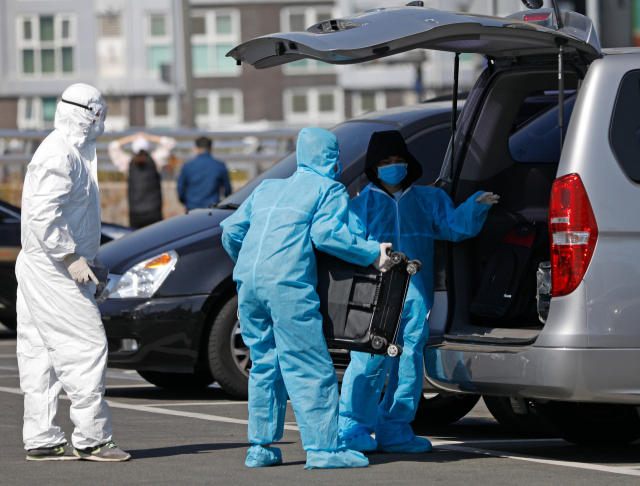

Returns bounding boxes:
[1,323,639,485]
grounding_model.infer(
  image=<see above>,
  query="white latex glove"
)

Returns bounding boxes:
[476,192,500,205]
[64,253,99,285]
[372,243,394,273]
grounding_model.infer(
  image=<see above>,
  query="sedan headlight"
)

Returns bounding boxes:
[108,251,178,299]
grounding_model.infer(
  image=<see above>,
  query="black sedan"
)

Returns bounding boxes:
[0,198,132,330]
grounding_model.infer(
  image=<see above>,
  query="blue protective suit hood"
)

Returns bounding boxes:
[296,127,341,181]
[364,130,421,192]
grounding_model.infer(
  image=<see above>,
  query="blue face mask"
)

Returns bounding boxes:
[377,163,407,186]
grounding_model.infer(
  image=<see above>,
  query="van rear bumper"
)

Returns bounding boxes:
[425,343,640,405]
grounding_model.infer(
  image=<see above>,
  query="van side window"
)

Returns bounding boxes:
[407,126,450,186]
[509,94,576,164]
[610,70,640,182]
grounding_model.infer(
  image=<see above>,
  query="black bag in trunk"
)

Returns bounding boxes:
[315,249,421,357]
[470,222,549,320]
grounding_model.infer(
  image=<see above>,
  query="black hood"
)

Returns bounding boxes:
[364,130,422,193]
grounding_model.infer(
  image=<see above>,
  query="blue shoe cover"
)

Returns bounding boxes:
[304,449,369,469]
[377,436,432,453]
[343,433,378,452]
[245,445,283,467]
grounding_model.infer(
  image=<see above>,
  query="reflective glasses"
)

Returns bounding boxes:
[61,98,108,124]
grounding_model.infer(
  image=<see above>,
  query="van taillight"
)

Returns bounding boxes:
[549,174,598,297]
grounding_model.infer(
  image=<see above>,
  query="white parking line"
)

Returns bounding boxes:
[105,384,156,389]
[105,371,147,381]
[0,384,638,476]
[143,401,249,407]
[0,385,299,431]
[433,443,640,477]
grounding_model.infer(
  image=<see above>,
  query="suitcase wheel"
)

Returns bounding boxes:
[387,344,403,358]
[406,260,422,276]
[386,249,406,265]
[371,335,388,351]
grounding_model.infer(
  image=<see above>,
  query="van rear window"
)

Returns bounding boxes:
[509,95,576,164]
[610,70,640,182]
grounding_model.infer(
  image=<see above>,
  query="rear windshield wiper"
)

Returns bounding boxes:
[215,203,240,210]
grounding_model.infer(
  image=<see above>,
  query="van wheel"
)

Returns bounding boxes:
[136,369,214,390]
[535,401,640,446]
[483,396,556,438]
[207,294,250,399]
[411,393,480,426]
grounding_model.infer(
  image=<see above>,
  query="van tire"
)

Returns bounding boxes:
[136,369,214,390]
[207,294,250,399]
[483,396,556,438]
[411,393,480,426]
[535,401,640,446]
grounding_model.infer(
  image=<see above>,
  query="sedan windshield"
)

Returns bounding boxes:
[218,121,397,208]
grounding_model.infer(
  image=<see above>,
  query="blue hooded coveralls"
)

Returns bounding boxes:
[339,181,490,449]
[221,128,380,468]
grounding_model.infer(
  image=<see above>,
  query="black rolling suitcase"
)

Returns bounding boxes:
[315,248,422,357]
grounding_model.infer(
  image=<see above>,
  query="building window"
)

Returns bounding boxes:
[17,97,58,130]
[190,10,241,77]
[352,91,387,117]
[102,97,129,132]
[284,88,344,125]
[194,90,244,128]
[145,96,176,128]
[281,7,335,75]
[145,13,172,76]
[97,14,126,79]
[17,15,76,76]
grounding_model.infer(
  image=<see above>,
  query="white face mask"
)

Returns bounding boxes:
[88,120,105,140]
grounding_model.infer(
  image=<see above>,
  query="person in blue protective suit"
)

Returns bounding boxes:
[220,127,393,469]
[338,130,499,454]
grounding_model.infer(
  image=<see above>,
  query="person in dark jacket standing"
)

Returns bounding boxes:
[178,137,232,210]
[108,132,176,229]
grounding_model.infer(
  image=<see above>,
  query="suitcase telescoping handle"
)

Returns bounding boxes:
[385,248,423,276]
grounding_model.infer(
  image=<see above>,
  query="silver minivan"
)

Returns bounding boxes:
[230,3,640,445]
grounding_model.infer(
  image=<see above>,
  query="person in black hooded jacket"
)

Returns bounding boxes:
[108,133,176,228]
[338,130,499,454]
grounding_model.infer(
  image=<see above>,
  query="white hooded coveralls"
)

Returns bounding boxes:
[15,83,113,450]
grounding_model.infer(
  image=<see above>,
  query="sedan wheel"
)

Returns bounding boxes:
[230,319,251,379]
[483,396,557,438]
[207,294,250,399]
[411,393,480,427]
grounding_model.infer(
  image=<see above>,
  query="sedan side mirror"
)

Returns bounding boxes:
[521,0,543,8]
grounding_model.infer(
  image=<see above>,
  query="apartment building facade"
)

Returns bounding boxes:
[0,0,348,131]
[0,0,624,132]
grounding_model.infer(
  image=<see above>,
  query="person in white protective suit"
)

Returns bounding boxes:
[15,83,130,462]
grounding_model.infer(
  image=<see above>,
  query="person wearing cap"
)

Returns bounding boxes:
[177,136,232,211]
[108,132,176,228]
[338,130,499,454]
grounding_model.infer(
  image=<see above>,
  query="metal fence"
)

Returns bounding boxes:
[0,128,299,184]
